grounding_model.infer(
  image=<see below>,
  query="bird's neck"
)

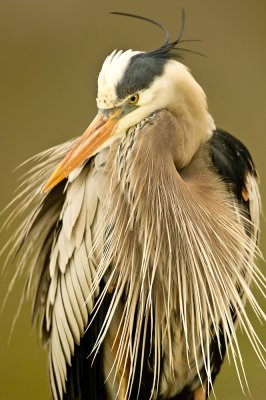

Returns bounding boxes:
[112,109,211,190]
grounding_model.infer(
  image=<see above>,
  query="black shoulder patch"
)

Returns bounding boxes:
[207,129,259,390]
[208,128,257,203]
[116,53,167,99]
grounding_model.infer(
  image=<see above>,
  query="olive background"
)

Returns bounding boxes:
[0,0,265,399]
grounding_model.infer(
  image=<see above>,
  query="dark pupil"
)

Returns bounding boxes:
[131,96,136,102]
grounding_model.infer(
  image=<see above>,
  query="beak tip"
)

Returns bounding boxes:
[42,180,52,194]
[42,184,50,194]
[43,171,65,194]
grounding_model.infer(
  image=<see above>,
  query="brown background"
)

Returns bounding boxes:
[0,0,265,399]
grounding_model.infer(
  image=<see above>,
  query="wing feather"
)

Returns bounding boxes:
[46,268,59,329]
[49,354,60,400]
[79,242,94,306]
[85,169,99,227]
[70,258,88,326]
[2,139,110,399]
[60,272,81,344]
[54,300,72,366]
[64,262,84,334]
[73,250,91,307]
[45,152,109,398]
[63,179,85,241]
[57,279,75,358]
[52,319,67,389]
[57,231,74,273]
[51,341,64,400]
[50,243,59,278]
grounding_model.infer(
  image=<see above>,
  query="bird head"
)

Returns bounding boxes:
[44,11,214,192]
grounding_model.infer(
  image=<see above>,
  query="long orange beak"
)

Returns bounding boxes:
[43,109,121,193]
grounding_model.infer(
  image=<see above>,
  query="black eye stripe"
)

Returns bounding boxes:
[116,55,166,100]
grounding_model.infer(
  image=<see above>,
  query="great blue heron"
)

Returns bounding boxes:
[2,10,265,400]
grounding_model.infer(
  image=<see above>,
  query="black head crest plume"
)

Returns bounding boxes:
[111,9,186,60]
[110,11,171,47]
[111,10,205,60]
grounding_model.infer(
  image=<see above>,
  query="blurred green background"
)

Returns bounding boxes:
[0,0,265,399]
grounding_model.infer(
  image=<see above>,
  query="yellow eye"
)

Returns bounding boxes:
[128,94,139,105]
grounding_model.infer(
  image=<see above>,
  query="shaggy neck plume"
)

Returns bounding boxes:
[89,110,258,398]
